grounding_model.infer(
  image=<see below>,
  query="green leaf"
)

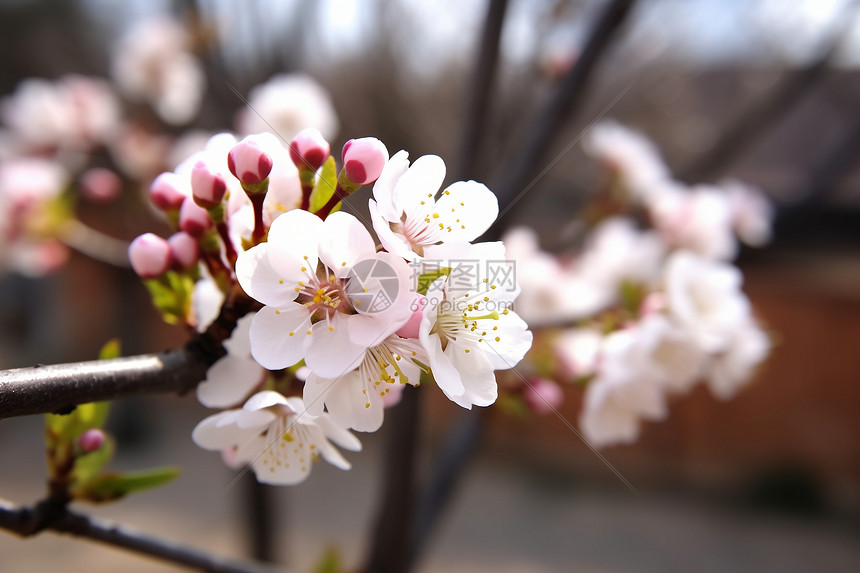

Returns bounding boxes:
[71,435,116,490]
[144,271,196,325]
[314,547,343,573]
[45,401,110,443]
[80,467,181,503]
[98,338,122,360]
[415,268,451,295]
[496,393,529,420]
[309,156,337,213]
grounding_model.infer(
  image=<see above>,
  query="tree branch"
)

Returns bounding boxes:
[678,5,857,183]
[490,0,636,235]
[362,385,421,573]
[0,287,259,421]
[452,0,509,182]
[408,409,485,569]
[0,497,282,573]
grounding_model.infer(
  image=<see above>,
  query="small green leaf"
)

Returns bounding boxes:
[496,393,529,420]
[71,435,116,490]
[98,338,122,360]
[80,467,181,503]
[309,156,337,213]
[416,268,451,295]
[144,271,196,325]
[314,547,343,573]
[45,401,109,443]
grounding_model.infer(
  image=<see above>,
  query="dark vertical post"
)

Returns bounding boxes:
[491,0,636,234]
[244,472,277,563]
[362,385,421,573]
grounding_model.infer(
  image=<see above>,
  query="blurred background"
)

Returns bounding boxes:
[1,0,859,571]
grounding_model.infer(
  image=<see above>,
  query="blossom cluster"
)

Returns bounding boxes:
[0,14,338,279]
[131,128,532,484]
[502,121,772,448]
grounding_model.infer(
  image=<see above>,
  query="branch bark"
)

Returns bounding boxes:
[490,0,636,236]
[0,287,258,421]
[0,497,282,573]
[678,7,857,183]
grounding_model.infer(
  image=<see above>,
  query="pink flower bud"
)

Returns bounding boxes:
[191,161,227,209]
[129,233,173,279]
[80,168,122,203]
[289,128,330,171]
[638,292,666,318]
[179,199,212,237]
[228,137,273,186]
[168,231,200,270]
[342,137,388,185]
[149,172,186,211]
[524,378,564,415]
[395,293,427,339]
[78,428,106,453]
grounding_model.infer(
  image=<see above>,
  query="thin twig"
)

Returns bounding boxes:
[490,0,636,236]
[678,3,858,183]
[0,287,259,421]
[407,409,485,569]
[361,386,421,573]
[452,0,509,182]
[0,498,282,573]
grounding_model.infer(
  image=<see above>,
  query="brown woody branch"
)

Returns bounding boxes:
[0,287,259,421]
[0,497,281,573]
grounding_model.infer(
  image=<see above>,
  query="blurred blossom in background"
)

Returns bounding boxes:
[1,0,859,571]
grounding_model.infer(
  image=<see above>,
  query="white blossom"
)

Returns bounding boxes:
[197,314,264,408]
[722,179,774,247]
[369,151,498,262]
[707,318,770,400]
[1,76,120,151]
[649,184,737,261]
[112,17,205,124]
[302,334,427,432]
[192,391,361,485]
[236,209,413,377]
[583,120,670,202]
[664,251,751,353]
[418,243,532,409]
[579,329,667,448]
[236,74,339,141]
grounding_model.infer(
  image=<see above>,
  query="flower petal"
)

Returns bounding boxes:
[369,199,416,261]
[434,180,498,242]
[266,209,322,283]
[319,211,376,278]
[249,305,311,370]
[236,243,300,308]
[196,354,263,409]
[393,154,445,218]
[304,314,367,378]
[372,149,410,220]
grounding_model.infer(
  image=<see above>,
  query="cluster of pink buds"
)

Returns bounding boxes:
[129,130,390,329]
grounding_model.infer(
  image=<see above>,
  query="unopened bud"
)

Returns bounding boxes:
[289,128,330,171]
[168,231,200,270]
[78,428,106,453]
[342,137,388,185]
[179,198,213,237]
[149,172,186,211]
[524,378,564,415]
[80,168,121,203]
[129,233,172,278]
[191,161,227,209]
[228,136,273,187]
